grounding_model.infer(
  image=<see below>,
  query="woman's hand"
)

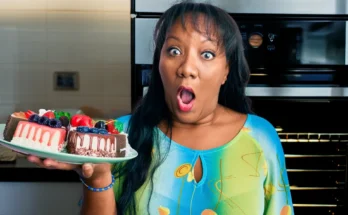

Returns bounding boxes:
[27,155,112,183]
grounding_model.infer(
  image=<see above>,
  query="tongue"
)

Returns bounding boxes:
[181,90,193,104]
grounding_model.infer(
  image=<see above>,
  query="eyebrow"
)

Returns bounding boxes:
[166,35,181,42]
[166,35,217,45]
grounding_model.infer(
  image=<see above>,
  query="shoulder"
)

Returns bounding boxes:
[115,114,132,133]
[244,114,283,155]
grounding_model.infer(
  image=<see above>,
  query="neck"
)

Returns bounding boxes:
[170,104,228,129]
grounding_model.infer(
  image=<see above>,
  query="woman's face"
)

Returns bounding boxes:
[159,17,229,124]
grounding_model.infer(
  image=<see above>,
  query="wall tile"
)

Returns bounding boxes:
[0,0,46,10]
[47,0,104,11]
[104,0,130,12]
[102,65,131,97]
[46,11,105,32]
[0,0,131,122]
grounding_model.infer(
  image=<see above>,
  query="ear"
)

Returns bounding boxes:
[222,67,229,85]
[222,76,227,85]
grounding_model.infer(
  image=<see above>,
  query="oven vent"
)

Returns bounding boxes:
[278,132,348,214]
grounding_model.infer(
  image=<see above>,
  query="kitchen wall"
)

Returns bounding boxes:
[0,0,131,123]
[0,1,130,214]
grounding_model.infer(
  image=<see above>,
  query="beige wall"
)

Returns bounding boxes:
[0,0,131,123]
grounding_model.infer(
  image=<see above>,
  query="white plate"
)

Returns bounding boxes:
[0,124,138,164]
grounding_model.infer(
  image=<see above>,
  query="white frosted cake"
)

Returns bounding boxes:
[12,121,67,152]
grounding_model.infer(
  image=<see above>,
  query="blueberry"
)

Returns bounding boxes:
[95,121,106,129]
[29,114,40,123]
[76,126,90,133]
[48,119,62,128]
[89,128,99,134]
[59,116,69,127]
[98,129,108,135]
[38,116,49,125]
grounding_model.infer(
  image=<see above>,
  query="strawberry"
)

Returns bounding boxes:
[105,119,119,134]
[70,114,84,127]
[43,111,55,119]
[71,114,93,127]
[78,116,93,127]
[24,110,36,119]
[111,129,119,134]
[105,120,115,132]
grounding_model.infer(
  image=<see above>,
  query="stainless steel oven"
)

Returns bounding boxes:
[131,0,348,214]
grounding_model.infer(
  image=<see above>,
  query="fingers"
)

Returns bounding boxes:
[27,155,46,167]
[81,163,95,178]
[27,155,78,170]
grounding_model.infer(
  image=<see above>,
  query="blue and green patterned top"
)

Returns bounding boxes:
[113,114,294,215]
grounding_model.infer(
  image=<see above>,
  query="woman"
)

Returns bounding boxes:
[28,1,294,215]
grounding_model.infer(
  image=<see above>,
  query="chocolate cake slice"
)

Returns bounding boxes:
[67,131,127,157]
[3,113,28,141]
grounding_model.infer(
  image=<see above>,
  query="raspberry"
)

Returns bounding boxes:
[76,126,90,133]
[29,114,40,123]
[48,119,62,128]
[38,116,49,125]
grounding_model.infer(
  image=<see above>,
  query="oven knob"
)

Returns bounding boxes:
[267,45,276,51]
[268,33,277,42]
[248,32,263,48]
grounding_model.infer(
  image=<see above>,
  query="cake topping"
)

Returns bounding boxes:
[71,114,93,127]
[38,116,49,125]
[98,129,108,135]
[59,116,70,127]
[28,114,63,128]
[77,126,90,133]
[89,128,99,134]
[24,110,36,119]
[76,126,109,134]
[55,111,71,120]
[115,120,124,133]
[95,121,106,129]
[38,109,53,116]
[106,120,119,134]
[28,114,40,123]
[12,112,27,119]
[48,118,62,128]
[43,111,55,119]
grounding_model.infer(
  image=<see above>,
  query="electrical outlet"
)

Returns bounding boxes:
[54,71,79,91]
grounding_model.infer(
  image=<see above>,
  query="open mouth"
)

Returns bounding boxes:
[177,86,195,112]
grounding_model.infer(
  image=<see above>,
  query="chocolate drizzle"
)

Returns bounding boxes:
[67,131,126,158]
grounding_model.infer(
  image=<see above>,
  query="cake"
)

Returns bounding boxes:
[66,118,127,157]
[4,109,129,158]
[12,121,67,152]
[67,130,126,157]
[3,112,28,141]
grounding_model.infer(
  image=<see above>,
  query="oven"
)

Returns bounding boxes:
[251,98,348,214]
[131,0,348,214]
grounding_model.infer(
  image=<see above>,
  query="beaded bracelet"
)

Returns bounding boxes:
[80,175,115,192]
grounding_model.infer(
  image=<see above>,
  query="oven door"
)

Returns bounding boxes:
[251,98,348,214]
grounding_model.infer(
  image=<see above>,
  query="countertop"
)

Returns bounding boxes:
[0,157,79,182]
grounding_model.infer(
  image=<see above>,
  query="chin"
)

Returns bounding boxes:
[172,109,201,124]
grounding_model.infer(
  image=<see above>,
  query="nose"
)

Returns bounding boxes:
[176,51,198,79]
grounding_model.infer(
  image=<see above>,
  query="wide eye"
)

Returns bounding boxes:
[168,48,181,56]
[201,51,215,60]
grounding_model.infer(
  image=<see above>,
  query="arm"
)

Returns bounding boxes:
[80,172,117,215]
[80,115,131,215]
[262,124,294,214]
